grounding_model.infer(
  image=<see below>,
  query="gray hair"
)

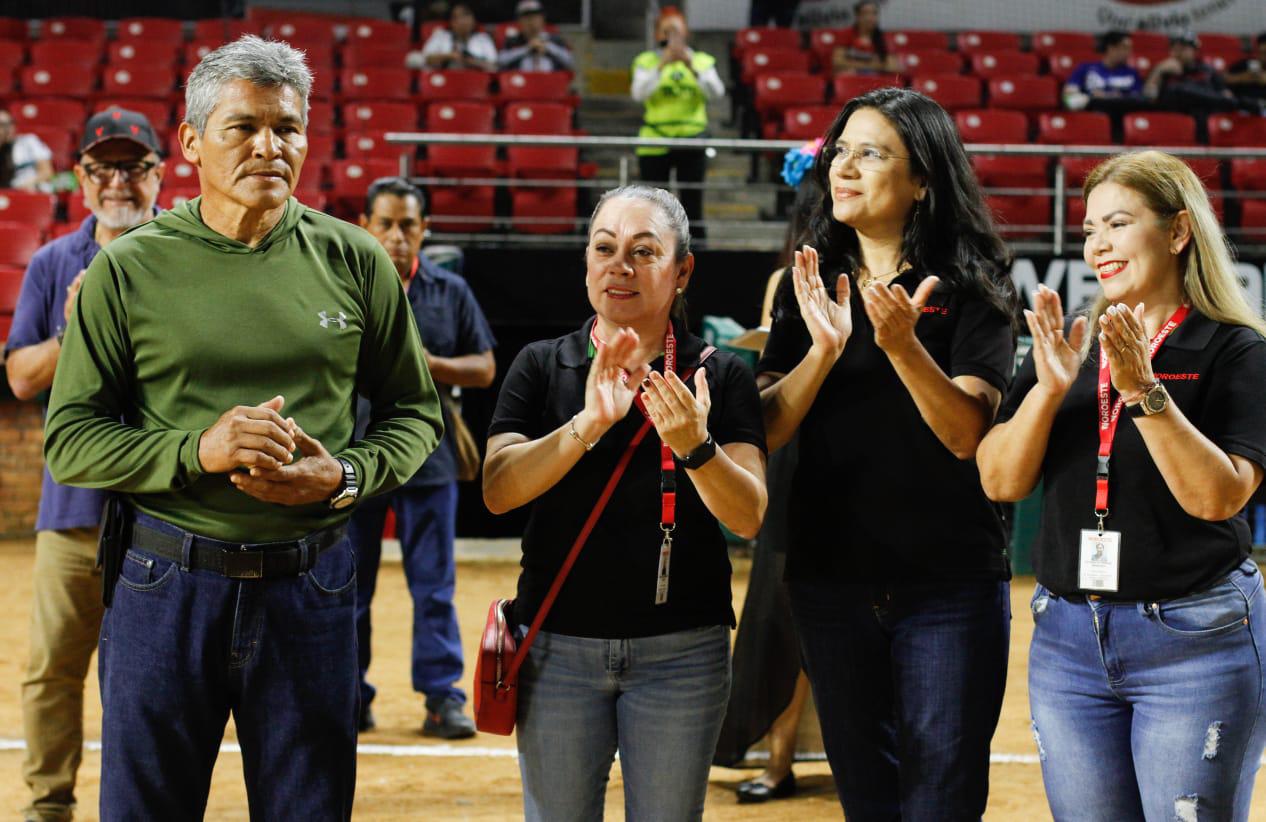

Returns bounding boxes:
[589,185,691,261]
[184,36,313,134]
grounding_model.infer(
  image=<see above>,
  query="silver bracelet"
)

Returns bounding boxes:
[568,414,598,451]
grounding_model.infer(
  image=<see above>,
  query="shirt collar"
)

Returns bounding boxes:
[1163,308,1220,351]
[557,316,706,369]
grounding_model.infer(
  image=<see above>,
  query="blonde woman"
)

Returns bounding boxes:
[979,150,1266,820]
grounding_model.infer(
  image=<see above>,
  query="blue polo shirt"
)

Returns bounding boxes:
[1067,61,1143,96]
[6,216,108,531]
[356,253,495,488]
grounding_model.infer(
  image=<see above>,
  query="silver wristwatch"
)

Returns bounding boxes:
[329,457,359,510]
[1127,382,1170,417]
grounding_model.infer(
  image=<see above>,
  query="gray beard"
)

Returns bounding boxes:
[93,202,149,231]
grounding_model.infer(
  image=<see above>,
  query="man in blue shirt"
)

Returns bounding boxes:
[1064,31,1146,114]
[354,177,496,737]
[5,107,164,822]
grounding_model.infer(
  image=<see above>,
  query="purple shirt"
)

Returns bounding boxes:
[6,216,108,531]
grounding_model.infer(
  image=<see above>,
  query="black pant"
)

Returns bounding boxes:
[639,149,707,239]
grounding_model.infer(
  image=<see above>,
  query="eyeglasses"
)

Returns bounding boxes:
[81,161,157,185]
[823,144,909,170]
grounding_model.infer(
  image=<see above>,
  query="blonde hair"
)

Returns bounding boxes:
[1080,150,1266,355]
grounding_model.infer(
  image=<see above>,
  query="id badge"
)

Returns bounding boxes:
[1078,529,1121,592]
[655,534,671,605]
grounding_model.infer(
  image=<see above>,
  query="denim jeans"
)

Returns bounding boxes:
[1029,559,1266,821]
[97,514,359,821]
[350,482,464,712]
[788,578,1011,821]
[515,625,731,821]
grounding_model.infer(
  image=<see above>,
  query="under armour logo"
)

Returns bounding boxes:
[318,311,347,329]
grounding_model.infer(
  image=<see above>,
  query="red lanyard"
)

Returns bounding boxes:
[589,322,678,530]
[1094,304,1190,530]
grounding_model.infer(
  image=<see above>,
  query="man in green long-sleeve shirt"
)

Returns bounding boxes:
[43,37,442,821]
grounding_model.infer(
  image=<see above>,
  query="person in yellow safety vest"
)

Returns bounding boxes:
[631,6,725,239]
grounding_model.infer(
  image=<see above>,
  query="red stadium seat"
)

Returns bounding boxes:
[0,18,27,39]
[733,27,801,58]
[741,47,812,85]
[103,66,178,99]
[24,126,74,169]
[344,130,416,162]
[1231,159,1266,191]
[753,73,826,121]
[1130,31,1170,54]
[0,265,25,311]
[1046,50,1099,83]
[956,110,1046,186]
[342,43,410,70]
[184,41,224,66]
[832,73,902,102]
[496,71,574,104]
[506,146,578,178]
[910,74,982,111]
[0,223,40,267]
[107,41,180,69]
[0,314,12,341]
[343,19,412,49]
[425,144,498,233]
[268,19,338,46]
[417,70,493,103]
[41,17,105,42]
[1038,111,1113,187]
[969,51,1041,78]
[503,101,573,135]
[511,188,576,235]
[1123,111,1195,146]
[1241,200,1266,243]
[809,29,851,68]
[425,145,496,175]
[158,188,200,210]
[1128,47,1169,77]
[987,75,1059,111]
[896,49,963,76]
[0,41,23,72]
[165,158,198,189]
[988,194,1052,239]
[306,101,336,136]
[30,39,102,69]
[330,159,399,199]
[339,68,412,101]
[425,101,495,134]
[0,190,55,232]
[342,101,418,132]
[957,31,1022,54]
[116,17,184,44]
[306,133,335,168]
[1198,33,1246,56]
[191,19,258,42]
[0,68,14,95]
[781,105,838,140]
[1031,31,1097,57]
[1204,50,1245,74]
[887,31,949,51]
[1208,113,1266,147]
[93,99,173,136]
[11,99,85,132]
[20,64,97,97]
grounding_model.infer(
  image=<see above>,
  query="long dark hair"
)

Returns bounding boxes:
[853,1,888,61]
[782,87,1015,324]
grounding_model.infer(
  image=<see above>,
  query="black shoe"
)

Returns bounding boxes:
[422,697,477,739]
[736,772,796,804]
[358,703,376,733]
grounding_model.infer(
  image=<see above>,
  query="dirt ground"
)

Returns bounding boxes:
[0,537,1263,820]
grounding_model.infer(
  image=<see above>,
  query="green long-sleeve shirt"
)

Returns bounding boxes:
[44,197,443,542]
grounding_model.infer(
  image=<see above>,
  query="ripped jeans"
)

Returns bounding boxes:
[1029,559,1266,821]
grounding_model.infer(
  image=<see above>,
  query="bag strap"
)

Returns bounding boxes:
[502,345,717,686]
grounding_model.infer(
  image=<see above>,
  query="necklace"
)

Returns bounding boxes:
[856,262,911,289]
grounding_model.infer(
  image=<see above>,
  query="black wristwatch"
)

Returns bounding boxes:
[678,433,717,470]
[1127,382,1170,418]
[329,457,360,510]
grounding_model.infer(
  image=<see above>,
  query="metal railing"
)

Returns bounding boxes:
[384,132,1266,253]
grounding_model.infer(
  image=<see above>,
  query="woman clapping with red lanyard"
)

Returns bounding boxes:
[979,151,1266,820]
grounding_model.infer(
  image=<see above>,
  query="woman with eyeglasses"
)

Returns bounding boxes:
[756,87,1018,819]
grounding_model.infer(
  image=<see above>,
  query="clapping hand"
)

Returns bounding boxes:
[1023,284,1088,398]
[860,275,940,356]
[1098,302,1155,400]
[583,327,651,432]
[792,245,853,360]
[641,368,711,459]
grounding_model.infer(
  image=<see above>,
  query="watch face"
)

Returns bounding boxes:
[1145,386,1168,413]
[331,492,356,510]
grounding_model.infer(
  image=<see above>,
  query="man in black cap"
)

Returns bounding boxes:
[1144,31,1260,127]
[499,0,574,72]
[6,106,163,822]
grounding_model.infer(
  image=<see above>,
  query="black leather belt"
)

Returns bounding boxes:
[130,522,346,580]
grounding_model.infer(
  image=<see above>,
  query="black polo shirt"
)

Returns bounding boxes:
[996,311,1266,600]
[488,318,767,638]
[757,268,1013,583]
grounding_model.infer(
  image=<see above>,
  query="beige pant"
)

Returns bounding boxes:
[22,528,103,820]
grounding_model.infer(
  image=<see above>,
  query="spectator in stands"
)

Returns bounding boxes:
[484,184,767,821]
[499,0,574,73]
[351,176,495,740]
[6,106,164,822]
[1063,31,1146,112]
[831,1,899,75]
[0,108,54,192]
[1226,32,1266,103]
[1144,32,1262,120]
[750,0,801,27]
[979,150,1266,820]
[757,87,1016,818]
[631,6,725,239]
[411,2,498,71]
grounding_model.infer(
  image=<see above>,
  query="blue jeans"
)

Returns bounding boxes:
[515,625,731,821]
[97,514,358,821]
[1029,559,1266,821]
[789,578,1011,821]
[349,482,464,711]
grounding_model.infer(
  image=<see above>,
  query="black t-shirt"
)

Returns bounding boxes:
[995,311,1266,600]
[757,267,1013,583]
[1229,57,1266,98]
[488,318,767,638]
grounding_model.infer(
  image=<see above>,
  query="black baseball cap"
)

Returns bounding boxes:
[1170,31,1200,48]
[79,107,162,158]
[516,0,545,16]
